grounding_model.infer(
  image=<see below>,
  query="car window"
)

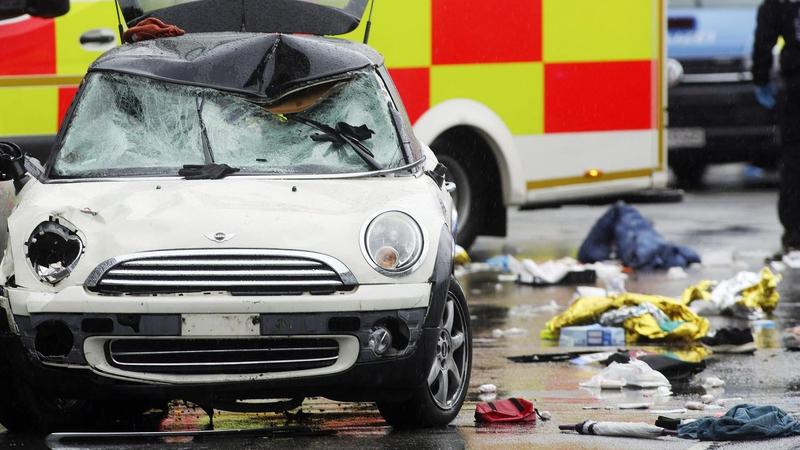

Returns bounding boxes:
[669,0,761,7]
[50,70,405,178]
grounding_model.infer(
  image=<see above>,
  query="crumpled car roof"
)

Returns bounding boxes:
[89,32,383,102]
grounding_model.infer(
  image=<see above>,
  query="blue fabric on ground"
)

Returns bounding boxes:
[578,202,701,270]
[678,404,800,441]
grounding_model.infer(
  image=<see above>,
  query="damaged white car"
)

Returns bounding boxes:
[0,0,471,433]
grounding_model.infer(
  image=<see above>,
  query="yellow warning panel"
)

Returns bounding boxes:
[543,0,657,63]
[0,87,58,135]
[343,0,431,68]
[55,0,119,76]
[430,62,543,135]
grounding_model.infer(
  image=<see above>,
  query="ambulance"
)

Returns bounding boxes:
[0,0,668,247]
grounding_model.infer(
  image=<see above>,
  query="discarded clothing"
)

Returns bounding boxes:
[578,201,701,270]
[681,268,781,319]
[475,398,537,424]
[678,404,800,441]
[541,292,709,343]
[509,350,604,364]
[485,255,598,286]
[580,359,670,390]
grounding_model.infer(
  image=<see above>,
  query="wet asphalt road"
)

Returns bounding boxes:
[6,165,800,449]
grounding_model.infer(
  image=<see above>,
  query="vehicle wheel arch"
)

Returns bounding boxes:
[413,99,525,206]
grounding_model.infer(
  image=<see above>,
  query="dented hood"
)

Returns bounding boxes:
[9,178,446,289]
[119,0,369,36]
[90,32,380,101]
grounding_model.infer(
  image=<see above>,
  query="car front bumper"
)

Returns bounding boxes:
[0,282,442,403]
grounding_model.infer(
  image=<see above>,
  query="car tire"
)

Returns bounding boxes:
[377,278,472,428]
[434,152,487,250]
[0,352,96,433]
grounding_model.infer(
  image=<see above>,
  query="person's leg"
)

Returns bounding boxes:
[780,144,800,249]
[779,78,800,250]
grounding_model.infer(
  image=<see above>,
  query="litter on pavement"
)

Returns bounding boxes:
[559,324,626,347]
[578,201,701,270]
[474,398,538,424]
[542,291,709,343]
[559,420,675,439]
[579,359,671,390]
[677,404,800,441]
[681,267,780,320]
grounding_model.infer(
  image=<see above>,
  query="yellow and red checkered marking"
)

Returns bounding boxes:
[348,0,660,135]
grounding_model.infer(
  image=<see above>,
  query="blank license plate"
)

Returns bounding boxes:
[182,314,260,336]
[669,128,706,149]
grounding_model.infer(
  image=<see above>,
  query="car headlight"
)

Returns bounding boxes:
[363,211,424,276]
[25,219,83,284]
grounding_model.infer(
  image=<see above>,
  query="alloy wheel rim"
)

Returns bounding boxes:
[428,292,468,410]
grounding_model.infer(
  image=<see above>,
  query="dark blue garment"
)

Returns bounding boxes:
[678,404,800,441]
[578,202,701,270]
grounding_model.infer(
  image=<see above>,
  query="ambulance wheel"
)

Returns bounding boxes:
[377,280,472,428]
[670,156,707,187]
[434,152,487,250]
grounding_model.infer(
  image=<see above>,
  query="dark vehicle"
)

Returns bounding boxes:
[668,0,779,185]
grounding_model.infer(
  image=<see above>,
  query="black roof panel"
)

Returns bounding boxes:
[90,33,382,101]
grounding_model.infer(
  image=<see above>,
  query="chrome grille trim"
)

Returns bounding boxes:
[85,249,357,295]
[104,337,342,375]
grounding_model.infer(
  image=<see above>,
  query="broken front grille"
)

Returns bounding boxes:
[105,338,340,374]
[85,249,357,295]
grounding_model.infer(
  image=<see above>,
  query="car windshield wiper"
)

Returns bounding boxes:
[288,115,383,171]
[196,97,215,164]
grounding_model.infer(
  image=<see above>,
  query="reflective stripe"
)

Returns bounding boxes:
[0,75,82,87]
[526,168,654,190]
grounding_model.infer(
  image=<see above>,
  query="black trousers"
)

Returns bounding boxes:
[780,77,800,248]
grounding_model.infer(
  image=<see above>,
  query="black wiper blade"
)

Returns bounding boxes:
[196,97,214,164]
[179,163,240,180]
[289,115,383,171]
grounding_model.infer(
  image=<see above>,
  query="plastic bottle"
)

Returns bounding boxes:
[752,320,780,349]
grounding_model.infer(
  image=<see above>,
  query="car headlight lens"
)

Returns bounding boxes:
[364,211,423,274]
[25,220,83,284]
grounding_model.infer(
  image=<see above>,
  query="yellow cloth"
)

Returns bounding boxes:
[541,293,709,343]
[680,267,781,314]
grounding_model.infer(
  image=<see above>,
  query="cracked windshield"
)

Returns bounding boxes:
[3,0,800,449]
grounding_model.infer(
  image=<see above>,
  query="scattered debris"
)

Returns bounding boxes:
[491,328,528,339]
[478,384,497,394]
[682,268,781,320]
[454,245,471,266]
[702,376,726,388]
[618,402,652,410]
[560,420,674,439]
[667,267,689,279]
[559,325,625,347]
[579,360,671,390]
[578,201,701,270]
[678,404,800,440]
[701,328,756,354]
[508,300,561,317]
[475,398,538,424]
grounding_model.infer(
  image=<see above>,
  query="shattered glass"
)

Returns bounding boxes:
[52,70,405,177]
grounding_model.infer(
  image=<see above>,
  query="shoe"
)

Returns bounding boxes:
[701,328,756,354]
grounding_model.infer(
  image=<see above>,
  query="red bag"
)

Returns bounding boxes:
[474,398,537,423]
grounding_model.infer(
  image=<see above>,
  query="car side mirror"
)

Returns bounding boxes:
[0,142,27,182]
[0,0,70,19]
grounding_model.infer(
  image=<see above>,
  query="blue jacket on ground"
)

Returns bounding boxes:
[578,202,701,270]
[678,404,800,441]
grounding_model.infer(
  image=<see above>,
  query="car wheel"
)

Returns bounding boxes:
[434,153,487,250]
[377,279,472,428]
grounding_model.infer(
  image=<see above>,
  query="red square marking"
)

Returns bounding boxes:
[545,61,655,133]
[0,17,56,76]
[388,67,430,124]
[432,0,541,65]
[58,86,79,127]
